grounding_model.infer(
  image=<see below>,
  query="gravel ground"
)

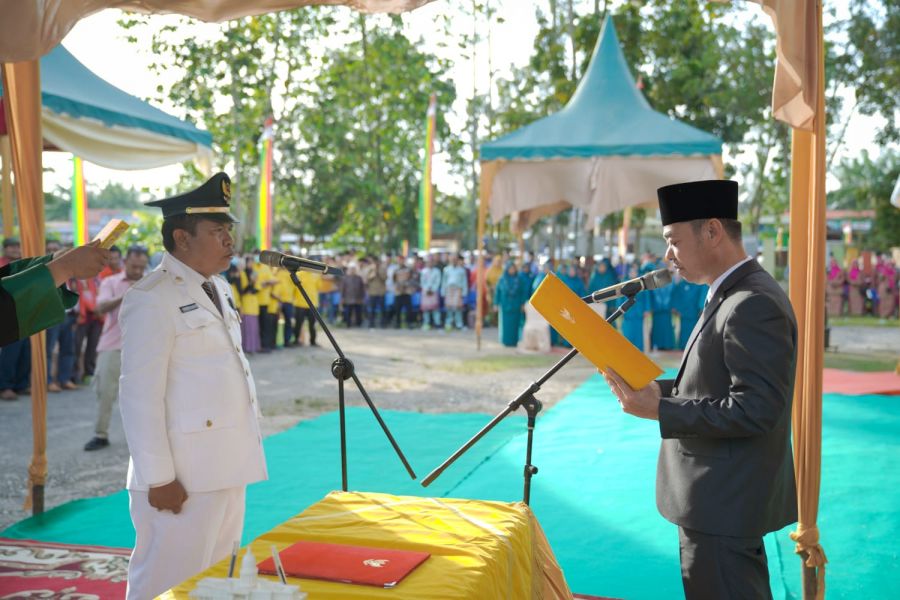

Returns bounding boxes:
[0,327,623,530]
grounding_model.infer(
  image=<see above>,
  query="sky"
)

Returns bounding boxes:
[44,0,889,202]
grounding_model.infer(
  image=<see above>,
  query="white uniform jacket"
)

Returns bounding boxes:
[119,253,267,492]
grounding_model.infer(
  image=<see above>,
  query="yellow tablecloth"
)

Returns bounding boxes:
[163,491,572,599]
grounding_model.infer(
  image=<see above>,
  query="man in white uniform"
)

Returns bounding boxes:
[119,173,267,599]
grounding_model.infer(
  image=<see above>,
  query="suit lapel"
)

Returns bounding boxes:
[672,260,762,385]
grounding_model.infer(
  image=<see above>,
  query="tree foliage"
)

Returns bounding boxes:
[119,9,462,253]
[276,17,458,252]
[829,150,900,249]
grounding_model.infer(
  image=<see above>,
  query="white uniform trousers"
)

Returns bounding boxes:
[126,486,245,600]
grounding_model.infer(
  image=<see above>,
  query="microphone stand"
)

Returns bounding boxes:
[421,291,640,505]
[289,271,417,490]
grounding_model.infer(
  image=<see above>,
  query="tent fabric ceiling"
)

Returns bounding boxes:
[0,45,212,169]
[490,156,718,233]
[0,0,437,63]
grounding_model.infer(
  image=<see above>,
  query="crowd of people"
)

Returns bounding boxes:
[6,235,894,406]
[826,253,898,319]
[222,251,478,354]
[490,252,708,353]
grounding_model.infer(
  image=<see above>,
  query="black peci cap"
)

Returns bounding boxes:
[657,180,738,226]
[145,172,238,222]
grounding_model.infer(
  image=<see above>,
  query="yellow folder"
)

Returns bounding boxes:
[530,272,663,390]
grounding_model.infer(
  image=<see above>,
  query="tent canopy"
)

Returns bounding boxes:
[0,44,212,170]
[479,16,724,231]
[481,16,722,161]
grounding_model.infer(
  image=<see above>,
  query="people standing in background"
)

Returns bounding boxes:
[484,253,504,326]
[44,240,76,393]
[588,258,619,318]
[339,265,365,328]
[670,271,707,350]
[84,246,149,451]
[649,261,676,351]
[74,274,104,383]
[619,263,650,351]
[420,255,442,330]
[240,260,261,354]
[825,256,845,317]
[292,270,320,346]
[441,255,468,330]
[0,237,22,267]
[253,254,277,352]
[392,258,415,329]
[557,263,586,348]
[875,254,897,319]
[494,262,525,347]
[98,245,123,280]
[363,256,387,328]
[847,257,866,316]
[272,265,295,347]
[319,259,340,324]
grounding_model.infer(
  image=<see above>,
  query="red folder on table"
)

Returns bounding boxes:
[257,540,430,588]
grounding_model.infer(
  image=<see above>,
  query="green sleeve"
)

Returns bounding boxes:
[0,258,79,343]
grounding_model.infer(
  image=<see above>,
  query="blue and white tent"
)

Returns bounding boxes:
[480,16,724,232]
[0,44,212,170]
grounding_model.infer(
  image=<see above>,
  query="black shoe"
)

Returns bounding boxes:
[84,437,109,451]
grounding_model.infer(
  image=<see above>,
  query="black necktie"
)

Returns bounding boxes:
[201,281,223,317]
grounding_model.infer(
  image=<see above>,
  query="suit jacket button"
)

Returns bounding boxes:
[206,419,213,428]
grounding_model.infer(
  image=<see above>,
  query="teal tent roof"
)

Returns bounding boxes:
[481,17,722,161]
[0,44,212,148]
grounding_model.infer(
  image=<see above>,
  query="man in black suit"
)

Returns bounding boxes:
[604,179,798,599]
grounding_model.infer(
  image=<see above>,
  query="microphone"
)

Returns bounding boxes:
[583,267,672,303]
[258,250,344,276]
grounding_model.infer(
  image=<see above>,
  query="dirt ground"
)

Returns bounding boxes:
[1,327,670,531]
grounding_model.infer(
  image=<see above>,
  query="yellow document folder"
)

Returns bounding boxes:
[530,272,663,390]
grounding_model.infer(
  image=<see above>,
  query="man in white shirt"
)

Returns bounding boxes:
[119,173,267,599]
[83,246,148,451]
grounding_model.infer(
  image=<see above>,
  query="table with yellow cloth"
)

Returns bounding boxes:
[164,491,573,599]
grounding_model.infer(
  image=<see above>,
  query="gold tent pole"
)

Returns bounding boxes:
[2,59,49,515]
[786,2,828,598]
[1,135,13,238]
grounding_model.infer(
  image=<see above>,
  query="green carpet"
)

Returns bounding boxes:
[2,410,525,548]
[4,373,899,599]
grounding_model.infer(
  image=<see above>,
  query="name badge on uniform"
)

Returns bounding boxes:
[179,303,199,313]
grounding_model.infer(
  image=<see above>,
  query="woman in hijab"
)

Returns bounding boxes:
[619,263,650,351]
[875,254,897,319]
[588,258,619,318]
[556,263,586,348]
[826,255,845,317]
[847,258,866,316]
[494,262,525,347]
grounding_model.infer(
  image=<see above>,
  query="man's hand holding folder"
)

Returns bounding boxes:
[603,368,661,420]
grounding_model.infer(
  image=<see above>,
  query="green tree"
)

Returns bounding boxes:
[829,150,900,249]
[278,16,458,253]
[119,10,334,248]
[89,182,143,209]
